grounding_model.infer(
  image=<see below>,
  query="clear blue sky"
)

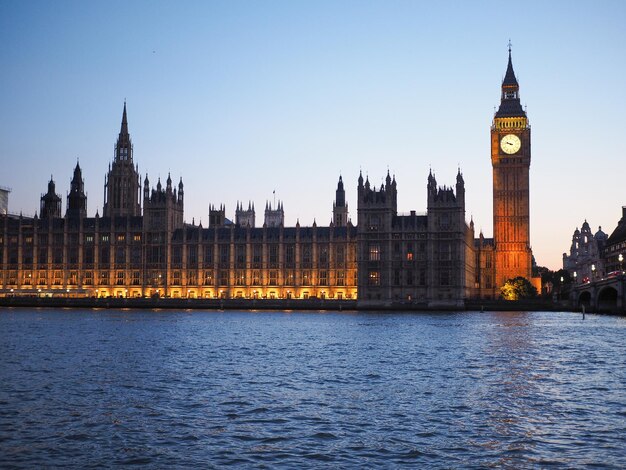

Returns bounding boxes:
[1,0,625,270]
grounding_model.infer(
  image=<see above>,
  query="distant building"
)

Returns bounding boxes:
[563,220,607,283]
[603,207,626,274]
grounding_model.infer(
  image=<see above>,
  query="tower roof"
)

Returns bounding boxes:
[495,44,526,118]
[502,46,519,88]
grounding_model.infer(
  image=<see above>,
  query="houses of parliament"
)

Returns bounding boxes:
[0,51,538,306]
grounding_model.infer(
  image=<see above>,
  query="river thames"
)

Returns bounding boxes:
[0,309,624,468]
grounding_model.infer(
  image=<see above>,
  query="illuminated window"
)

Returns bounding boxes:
[368,270,380,286]
[369,244,380,261]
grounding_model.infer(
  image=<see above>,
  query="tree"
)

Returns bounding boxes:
[500,276,538,300]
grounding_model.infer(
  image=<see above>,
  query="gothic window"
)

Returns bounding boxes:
[203,245,213,264]
[115,247,125,265]
[406,270,414,286]
[369,244,380,261]
[132,271,141,286]
[235,245,246,268]
[303,270,311,285]
[173,271,181,285]
[318,245,328,266]
[394,270,400,286]
[440,271,450,286]
[336,271,345,286]
[53,248,63,264]
[218,270,228,286]
[219,245,229,265]
[285,270,295,285]
[253,244,262,268]
[235,270,245,286]
[319,270,328,286]
[285,245,295,265]
[100,271,109,285]
[203,270,213,285]
[100,247,110,266]
[269,270,278,285]
[84,272,93,285]
[368,270,380,286]
[116,271,125,285]
[269,244,279,267]
[302,245,312,268]
[336,245,345,265]
[252,270,261,286]
[131,247,141,265]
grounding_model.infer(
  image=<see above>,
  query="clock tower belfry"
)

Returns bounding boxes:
[492,45,533,288]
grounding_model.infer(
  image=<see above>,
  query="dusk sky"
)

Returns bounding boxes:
[1,1,625,270]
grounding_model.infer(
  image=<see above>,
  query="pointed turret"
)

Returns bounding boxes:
[41,176,62,218]
[333,174,348,227]
[66,161,87,218]
[495,43,526,118]
[104,102,141,217]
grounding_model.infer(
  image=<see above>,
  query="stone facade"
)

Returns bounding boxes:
[0,50,538,304]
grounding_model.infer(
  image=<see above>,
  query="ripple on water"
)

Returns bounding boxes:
[0,309,625,468]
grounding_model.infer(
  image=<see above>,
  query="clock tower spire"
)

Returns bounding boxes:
[491,44,533,289]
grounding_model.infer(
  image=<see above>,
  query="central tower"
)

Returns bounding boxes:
[492,45,532,288]
[103,102,141,218]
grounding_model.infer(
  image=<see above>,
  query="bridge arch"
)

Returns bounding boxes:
[597,286,618,312]
[578,290,592,309]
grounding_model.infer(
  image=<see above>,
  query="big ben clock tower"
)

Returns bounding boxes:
[492,44,533,288]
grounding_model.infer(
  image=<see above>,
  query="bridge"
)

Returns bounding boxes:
[571,274,626,313]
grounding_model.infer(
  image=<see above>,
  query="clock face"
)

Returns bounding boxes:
[501,134,521,154]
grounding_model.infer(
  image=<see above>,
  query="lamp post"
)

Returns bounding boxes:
[573,271,577,284]
[591,264,596,281]
[619,253,623,273]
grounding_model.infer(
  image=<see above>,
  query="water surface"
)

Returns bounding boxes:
[1,309,625,468]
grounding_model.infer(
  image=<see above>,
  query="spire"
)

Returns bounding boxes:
[120,101,128,136]
[495,42,525,118]
[502,41,518,88]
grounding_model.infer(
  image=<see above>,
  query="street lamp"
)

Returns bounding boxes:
[573,271,577,284]
[619,253,623,273]
[591,264,596,281]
